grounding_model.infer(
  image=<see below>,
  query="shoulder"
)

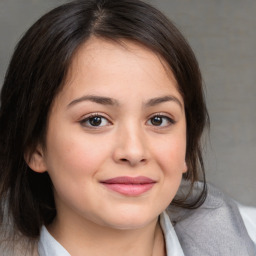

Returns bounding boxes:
[238,204,256,244]
[166,183,256,256]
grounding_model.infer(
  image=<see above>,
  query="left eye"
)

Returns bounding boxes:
[80,115,110,127]
[147,115,174,127]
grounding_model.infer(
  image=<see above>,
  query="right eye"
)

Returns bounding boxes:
[79,114,111,128]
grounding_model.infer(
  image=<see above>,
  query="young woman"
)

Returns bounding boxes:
[0,0,255,255]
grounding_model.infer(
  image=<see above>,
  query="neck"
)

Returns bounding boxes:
[48,214,165,256]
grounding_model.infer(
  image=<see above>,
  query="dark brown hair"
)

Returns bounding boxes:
[0,0,209,238]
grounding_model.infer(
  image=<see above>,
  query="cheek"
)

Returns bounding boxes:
[44,132,110,183]
[153,135,186,173]
[147,136,186,213]
[44,135,106,206]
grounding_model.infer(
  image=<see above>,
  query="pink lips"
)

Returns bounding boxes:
[100,176,156,196]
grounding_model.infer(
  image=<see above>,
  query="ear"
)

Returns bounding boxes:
[25,146,47,173]
[182,162,188,173]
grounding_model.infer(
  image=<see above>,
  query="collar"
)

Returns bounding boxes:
[38,226,70,256]
[38,211,185,256]
[160,211,185,256]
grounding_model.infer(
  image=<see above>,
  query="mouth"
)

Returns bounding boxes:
[100,176,156,196]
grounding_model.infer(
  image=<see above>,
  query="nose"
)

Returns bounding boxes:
[113,124,149,167]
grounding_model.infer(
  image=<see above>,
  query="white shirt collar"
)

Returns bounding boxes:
[160,211,185,256]
[38,226,70,256]
[38,211,185,256]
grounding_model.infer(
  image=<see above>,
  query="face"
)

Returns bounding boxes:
[30,37,187,231]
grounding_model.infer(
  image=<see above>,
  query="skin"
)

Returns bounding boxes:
[28,37,187,256]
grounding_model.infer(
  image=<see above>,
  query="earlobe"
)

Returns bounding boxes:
[182,162,188,173]
[25,146,47,173]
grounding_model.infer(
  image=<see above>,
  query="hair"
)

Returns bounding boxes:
[0,0,209,239]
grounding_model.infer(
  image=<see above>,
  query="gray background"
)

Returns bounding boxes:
[0,0,255,206]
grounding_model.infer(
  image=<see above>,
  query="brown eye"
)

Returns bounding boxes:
[151,116,163,126]
[147,115,175,127]
[89,116,102,126]
[80,114,110,128]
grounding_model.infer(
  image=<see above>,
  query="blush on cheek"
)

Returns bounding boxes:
[158,142,186,164]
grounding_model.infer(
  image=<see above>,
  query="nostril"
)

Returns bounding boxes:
[116,154,147,165]
[120,158,146,163]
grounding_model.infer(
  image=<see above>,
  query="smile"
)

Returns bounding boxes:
[100,176,156,196]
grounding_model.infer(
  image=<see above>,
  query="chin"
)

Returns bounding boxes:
[99,209,159,230]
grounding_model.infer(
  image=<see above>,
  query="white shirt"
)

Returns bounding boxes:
[38,205,256,256]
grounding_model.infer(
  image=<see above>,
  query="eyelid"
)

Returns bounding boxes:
[147,112,176,121]
[79,112,113,128]
[146,112,176,127]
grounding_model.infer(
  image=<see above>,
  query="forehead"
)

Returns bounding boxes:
[68,37,176,83]
[55,37,182,107]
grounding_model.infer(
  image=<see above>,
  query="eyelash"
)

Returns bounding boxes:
[79,113,176,129]
[147,113,176,128]
[79,113,111,128]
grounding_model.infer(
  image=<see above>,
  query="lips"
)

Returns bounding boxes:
[100,176,156,196]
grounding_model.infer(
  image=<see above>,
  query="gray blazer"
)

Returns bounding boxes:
[167,183,256,255]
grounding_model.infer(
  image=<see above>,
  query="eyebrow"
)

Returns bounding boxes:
[67,94,183,109]
[67,95,119,108]
[145,95,183,109]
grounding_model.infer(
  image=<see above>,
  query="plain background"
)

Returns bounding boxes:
[0,0,255,206]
